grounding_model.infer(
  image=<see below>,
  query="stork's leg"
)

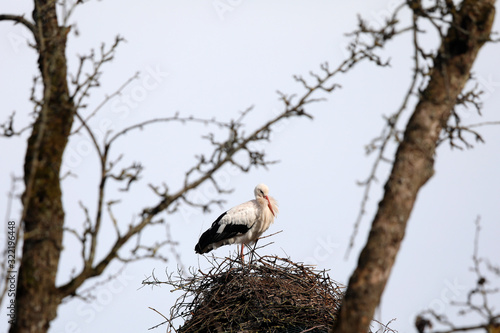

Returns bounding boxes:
[249,239,258,264]
[240,244,245,263]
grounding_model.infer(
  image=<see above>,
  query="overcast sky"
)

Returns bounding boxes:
[1,1,500,332]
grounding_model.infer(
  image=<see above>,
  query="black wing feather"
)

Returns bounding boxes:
[195,211,252,254]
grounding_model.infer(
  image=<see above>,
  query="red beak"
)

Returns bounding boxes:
[265,195,275,216]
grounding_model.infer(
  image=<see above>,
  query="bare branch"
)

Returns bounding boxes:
[416,216,500,333]
[71,72,140,136]
[347,8,423,257]
[0,111,33,137]
[105,114,228,147]
[73,110,104,159]
[108,162,144,192]
[70,35,126,108]
[60,0,85,27]
[106,200,122,238]
[0,14,38,43]
[72,265,127,302]
[148,307,177,332]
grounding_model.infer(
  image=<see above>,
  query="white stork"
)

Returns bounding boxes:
[194,183,278,260]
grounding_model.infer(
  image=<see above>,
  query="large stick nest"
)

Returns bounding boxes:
[163,255,344,332]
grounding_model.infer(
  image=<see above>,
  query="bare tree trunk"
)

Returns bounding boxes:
[333,1,496,332]
[10,1,73,332]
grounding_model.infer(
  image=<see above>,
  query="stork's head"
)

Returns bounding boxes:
[254,183,269,198]
[254,183,275,216]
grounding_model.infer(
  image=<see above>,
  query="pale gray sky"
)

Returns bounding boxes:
[1,1,500,332]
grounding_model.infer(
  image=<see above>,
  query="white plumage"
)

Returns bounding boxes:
[195,183,278,258]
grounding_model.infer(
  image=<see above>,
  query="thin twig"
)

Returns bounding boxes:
[148,307,178,332]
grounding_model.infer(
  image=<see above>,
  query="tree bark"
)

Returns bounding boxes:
[10,1,74,332]
[333,1,496,332]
